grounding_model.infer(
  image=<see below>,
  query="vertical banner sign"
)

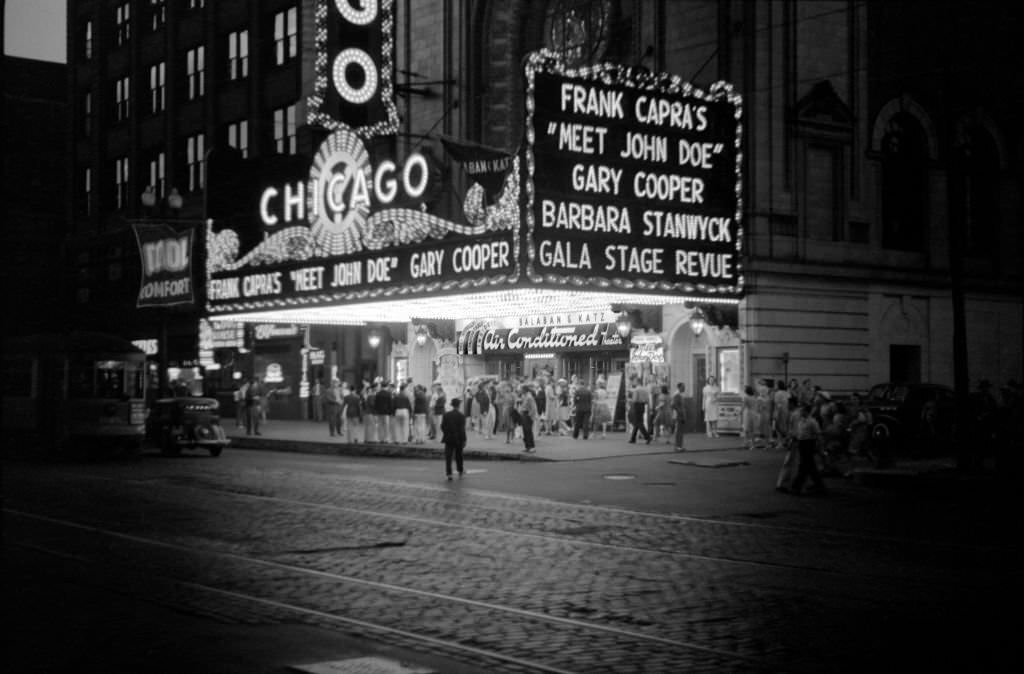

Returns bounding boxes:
[523,50,744,296]
[133,223,194,307]
[307,0,399,137]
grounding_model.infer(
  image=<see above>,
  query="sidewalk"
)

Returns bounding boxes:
[226,419,745,462]
[224,419,999,491]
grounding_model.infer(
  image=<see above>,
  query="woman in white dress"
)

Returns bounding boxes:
[702,375,721,437]
[591,379,613,438]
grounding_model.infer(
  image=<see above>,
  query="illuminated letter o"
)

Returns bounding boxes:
[334,0,378,25]
[402,153,429,199]
[332,48,378,104]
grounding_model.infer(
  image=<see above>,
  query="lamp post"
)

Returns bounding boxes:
[139,185,184,397]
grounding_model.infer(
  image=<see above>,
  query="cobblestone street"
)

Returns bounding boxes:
[4,449,1017,673]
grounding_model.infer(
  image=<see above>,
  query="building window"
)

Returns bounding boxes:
[227,29,249,80]
[148,152,166,200]
[274,7,298,66]
[149,62,165,114]
[806,145,843,241]
[114,156,130,210]
[186,133,205,192]
[544,0,614,67]
[273,104,297,154]
[952,125,1000,256]
[83,20,93,60]
[149,0,166,31]
[82,167,93,216]
[186,46,206,100]
[881,113,927,251]
[82,90,92,136]
[114,75,131,122]
[115,2,131,47]
[227,120,249,158]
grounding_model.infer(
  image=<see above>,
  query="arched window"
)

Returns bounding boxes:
[881,112,928,251]
[543,0,615,67]
[951,125,999,256]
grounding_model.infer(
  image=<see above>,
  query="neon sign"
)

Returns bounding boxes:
[307,0,399,137]
[523,49,744,297]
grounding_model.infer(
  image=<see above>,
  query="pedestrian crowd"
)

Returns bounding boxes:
[296,371,694,457]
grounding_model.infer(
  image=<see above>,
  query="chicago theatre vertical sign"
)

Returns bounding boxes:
[523,49,744,298]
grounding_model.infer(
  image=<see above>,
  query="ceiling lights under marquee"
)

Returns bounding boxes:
[211,288,739,327]
[522,49,745,297]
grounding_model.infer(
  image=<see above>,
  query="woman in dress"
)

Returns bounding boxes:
[702,375,721,437]
[591,379,613,438]
[654,384,672,442]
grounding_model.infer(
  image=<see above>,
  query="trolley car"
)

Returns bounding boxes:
[2,332,148,456]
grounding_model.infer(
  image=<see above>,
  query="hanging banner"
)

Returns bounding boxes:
[522,49,744,297]
[132,223,194,307]
[440,135,514,204]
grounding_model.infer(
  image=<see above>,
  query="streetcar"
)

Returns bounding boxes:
[2,331,148,456]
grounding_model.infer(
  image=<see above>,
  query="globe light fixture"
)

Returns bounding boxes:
[141,185,157,208]
[367,328,382,349]
[414,325,429,346]
[615,312,632,339]
[167,187,183,212]
[690,307,707,336]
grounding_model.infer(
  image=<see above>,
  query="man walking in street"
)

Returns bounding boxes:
[572,380,593,440]
[788,404,827,495]
[441,397,467,480]
[672,382,687,452]
[629,378,652,444]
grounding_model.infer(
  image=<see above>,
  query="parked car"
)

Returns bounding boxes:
[863,382,955,456]
[146,397,230,457]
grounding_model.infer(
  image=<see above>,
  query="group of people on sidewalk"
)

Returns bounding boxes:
[301,372,698,474]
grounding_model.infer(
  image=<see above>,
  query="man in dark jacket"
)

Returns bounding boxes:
[572,381,593,440]
[374,381,395,443]
[671,382,687,452]
[441,398,468,480]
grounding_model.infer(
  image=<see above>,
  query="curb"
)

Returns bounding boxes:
[229,437,553,462]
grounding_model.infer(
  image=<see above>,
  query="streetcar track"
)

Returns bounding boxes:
[8,539,573,674]
[52,463,1008,552]
[9,468,1008,591]
[7,509,788,673]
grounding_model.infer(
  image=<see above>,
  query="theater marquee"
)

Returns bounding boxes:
[523,49,744,297]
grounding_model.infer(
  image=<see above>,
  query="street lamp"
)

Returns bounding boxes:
[367,328,382,349]
[167,187,183,213]
[141,185,157,209]
[615,312,632,339]
[689,307,706,335]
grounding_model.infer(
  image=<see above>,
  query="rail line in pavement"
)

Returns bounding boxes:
[7,509,788,674]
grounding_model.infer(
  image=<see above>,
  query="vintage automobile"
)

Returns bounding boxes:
[863,382,955,456]
[146,397,230,457]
